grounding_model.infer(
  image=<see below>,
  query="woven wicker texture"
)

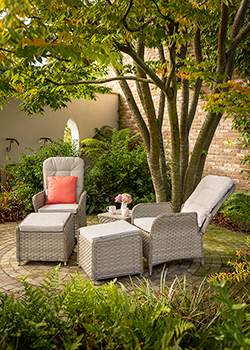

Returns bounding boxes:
[131,202,173,222]
[32,156,87,235]
[78,229,143,281]
[16,213,75,265]
[98,210,131,224]
[132,178,235,276]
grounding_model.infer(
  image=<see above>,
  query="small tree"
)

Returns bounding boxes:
[0,0,249,211]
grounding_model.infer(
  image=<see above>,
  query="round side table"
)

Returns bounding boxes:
[97,209,132,224]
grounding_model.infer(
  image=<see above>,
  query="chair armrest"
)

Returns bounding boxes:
[151,211,200,236]
[131,202,173,223]
[32,191,46,212]
[78,190,87,227]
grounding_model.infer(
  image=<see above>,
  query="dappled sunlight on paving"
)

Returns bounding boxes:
[0,217,249,297]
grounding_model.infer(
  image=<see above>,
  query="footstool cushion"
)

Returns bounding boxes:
[78,220,143,281]
[16,212,75,265]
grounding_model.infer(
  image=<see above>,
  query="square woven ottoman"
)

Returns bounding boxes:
[16,212,75,266]
[77,220,143,281]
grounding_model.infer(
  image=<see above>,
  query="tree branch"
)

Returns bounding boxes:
[230,0,250,39]
[151,0,175,23]
[43,75,155,86]
[225,7,250,79]
[112,65,150,152]
[114,41,166,91]
[216,1,229,76]
[122,0,153,32]
[157,45,166,128]
[187,27,203,130]
[165,41,176,92]
[0,47,13,53]
[226,21,250,60]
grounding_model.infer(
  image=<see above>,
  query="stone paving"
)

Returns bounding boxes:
[0,215,249,297]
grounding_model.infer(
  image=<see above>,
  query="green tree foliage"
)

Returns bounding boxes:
[0,0,249,211]
[201,0,250,79]
[82,128,162,213]
[204,81,250,178]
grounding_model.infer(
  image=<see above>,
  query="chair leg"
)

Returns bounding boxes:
[149,265,153,276]
[201,258,205,266]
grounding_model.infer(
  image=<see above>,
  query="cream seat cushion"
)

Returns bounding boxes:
[38,204,78,214]
[181,175,234,227]
[19,212,71,232]
[133,217,156,233]
[80,220,140,243]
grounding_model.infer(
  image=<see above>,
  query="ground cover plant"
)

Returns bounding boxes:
[0,266,249,349]
[209,237,250,286]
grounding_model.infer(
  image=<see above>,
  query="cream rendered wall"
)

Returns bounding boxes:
[0,93,119,167]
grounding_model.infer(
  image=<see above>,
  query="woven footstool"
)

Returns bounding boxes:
[77,220,143,281]
[16,212,75,265]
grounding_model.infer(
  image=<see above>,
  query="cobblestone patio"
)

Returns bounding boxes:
[0,215,249,297]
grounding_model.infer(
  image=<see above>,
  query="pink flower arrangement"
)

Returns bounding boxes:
[115,193,132,204]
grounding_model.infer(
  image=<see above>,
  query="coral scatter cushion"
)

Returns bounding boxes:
[46,176,78,204]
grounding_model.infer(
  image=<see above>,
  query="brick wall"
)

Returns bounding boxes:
[105,53,249,193]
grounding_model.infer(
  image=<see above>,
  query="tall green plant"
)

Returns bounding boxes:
[82,128,170,214]
[4,140,79,212]
[1,266,250,349]
[0,266,83,350]
[220,193,250,224]
[211,279,250,349]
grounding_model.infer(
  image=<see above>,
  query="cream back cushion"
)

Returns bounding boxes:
[181,175,234,227]
[43,157,84,203]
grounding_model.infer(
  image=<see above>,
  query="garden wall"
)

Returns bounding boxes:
[105,51,249,193]
[0,93,119,168]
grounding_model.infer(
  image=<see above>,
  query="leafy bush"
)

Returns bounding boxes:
[3,140,79,213]
[208,237,250,285]
[1,266,249,349]
[211,279,250,350]
[0,267,82,350]
[82,128,171,214]
[220,193,250,225]
[0,189,26,223]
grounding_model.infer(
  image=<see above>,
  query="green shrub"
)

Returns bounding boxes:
[0,189,26,223]
[0,266,82,350]
[211,279,250,350]
[220,193,250,225]
[1,266,249,349]
[208,237,250,285]
[3,140,79,213]
[82,128,171,213]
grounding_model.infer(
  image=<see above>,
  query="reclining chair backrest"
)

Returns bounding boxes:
[181,175,235,229]
[43,157,84,203]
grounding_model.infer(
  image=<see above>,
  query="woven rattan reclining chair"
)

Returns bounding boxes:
[131,175,236,276]
[32,157,87,234]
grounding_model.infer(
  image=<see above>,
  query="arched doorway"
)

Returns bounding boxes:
[64,118,80,145]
